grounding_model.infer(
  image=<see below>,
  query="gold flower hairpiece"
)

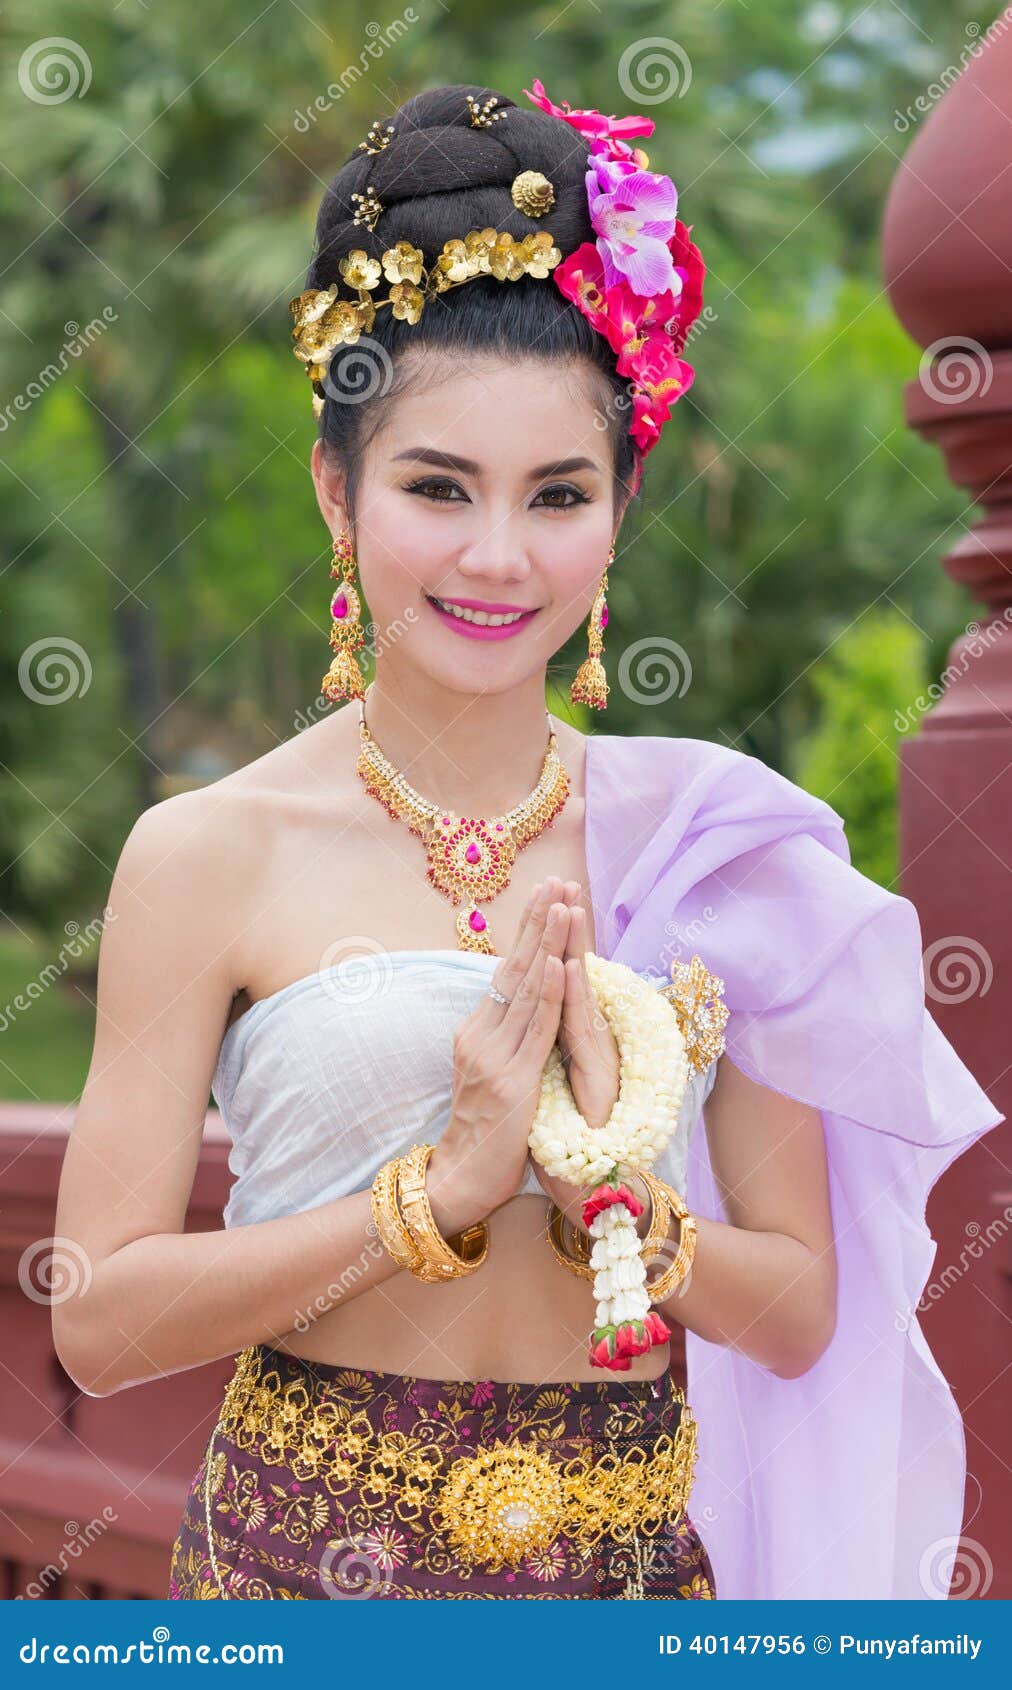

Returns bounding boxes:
[289,227,562,409]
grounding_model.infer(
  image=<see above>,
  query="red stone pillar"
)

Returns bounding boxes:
[882,23,1012,1600]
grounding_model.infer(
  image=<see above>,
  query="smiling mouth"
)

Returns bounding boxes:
[425,594,539,626]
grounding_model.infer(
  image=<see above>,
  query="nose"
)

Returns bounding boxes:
[454,526,532,586]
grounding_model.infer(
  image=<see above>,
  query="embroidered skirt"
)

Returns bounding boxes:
[168,1342,717,1600]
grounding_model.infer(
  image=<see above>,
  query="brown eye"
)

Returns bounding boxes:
[535,484,589,509]
[405,477,466,503]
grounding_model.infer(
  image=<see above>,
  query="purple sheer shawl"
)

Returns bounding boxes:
[583,731,1005,1600]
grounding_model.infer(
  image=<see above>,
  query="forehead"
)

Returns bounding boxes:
[372,349,613,469]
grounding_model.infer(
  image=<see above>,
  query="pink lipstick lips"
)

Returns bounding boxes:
[425,593,540,641]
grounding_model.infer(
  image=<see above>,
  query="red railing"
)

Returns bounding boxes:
[0,1104,234,1600]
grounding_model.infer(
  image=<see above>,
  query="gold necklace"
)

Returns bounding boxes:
[356,693,571,953]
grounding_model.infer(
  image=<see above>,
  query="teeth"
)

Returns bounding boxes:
[431,596,528,626]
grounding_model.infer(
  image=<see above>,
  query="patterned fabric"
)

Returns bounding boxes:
[169,1343,717,1600]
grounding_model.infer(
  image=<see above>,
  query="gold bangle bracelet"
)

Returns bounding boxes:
[370,1155,427,1274]
[642,1177,698,1302]
[545,1173,671,1280]
[397,1142,489,1281]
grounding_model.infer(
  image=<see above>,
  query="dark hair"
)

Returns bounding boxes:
[302,82,639,523]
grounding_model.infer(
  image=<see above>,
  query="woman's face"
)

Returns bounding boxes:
[313,351,623,699]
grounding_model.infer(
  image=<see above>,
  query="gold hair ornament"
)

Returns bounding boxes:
[510,169,555,216]
[467,92,507,128]
[358,119,395,155]
[289,228,562,396]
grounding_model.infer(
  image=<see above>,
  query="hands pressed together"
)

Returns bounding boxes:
[427,876,623,1237]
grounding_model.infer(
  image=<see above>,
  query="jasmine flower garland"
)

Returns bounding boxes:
[529,952,706,1370]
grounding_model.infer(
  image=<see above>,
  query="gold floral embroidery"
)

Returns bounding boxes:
[167,1345,718,1600]
[211,1345,699,1573]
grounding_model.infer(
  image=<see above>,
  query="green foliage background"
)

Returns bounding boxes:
[0,0,993,1093]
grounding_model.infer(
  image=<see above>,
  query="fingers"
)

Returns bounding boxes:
[556,904,590,1062]
[489,876,562,1001]
[501,895,570,1041]
[515,946,567,1068]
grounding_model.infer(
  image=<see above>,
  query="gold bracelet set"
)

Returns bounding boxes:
[371,1146,696,1301]
[545,1169,697,1303]
[369,1141,488,1282]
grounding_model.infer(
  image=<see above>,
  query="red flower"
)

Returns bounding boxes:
[554,243,612,337]
[614,1321,653,1359]
[625,340,696,455]
[644,1309,672,1345]
[581,1180,644,1228]
[665,219,705,354]
[588,1326,633,1371]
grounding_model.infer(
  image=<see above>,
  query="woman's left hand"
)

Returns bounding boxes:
[555,882,620,1133]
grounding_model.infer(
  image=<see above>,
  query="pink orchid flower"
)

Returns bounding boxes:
[587,151,679,297]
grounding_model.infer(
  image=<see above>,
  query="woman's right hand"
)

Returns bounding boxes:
[426,877,573,1235]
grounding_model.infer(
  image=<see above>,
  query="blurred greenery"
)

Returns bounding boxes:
[0,0,993,1095]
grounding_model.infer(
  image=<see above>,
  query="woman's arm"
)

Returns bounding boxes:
[50,791,479,1399]
[657,1054,837,1378]
[544,1055,837,1380]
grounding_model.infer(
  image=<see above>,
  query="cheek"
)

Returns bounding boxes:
[358,499,452,595]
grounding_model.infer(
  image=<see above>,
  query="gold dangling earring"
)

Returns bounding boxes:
[570,543,614,711]
[321,527,366,702]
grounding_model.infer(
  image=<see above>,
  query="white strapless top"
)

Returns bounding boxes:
[212,949,718,1228]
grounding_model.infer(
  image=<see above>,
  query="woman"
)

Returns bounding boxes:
[51,80,1002,1603]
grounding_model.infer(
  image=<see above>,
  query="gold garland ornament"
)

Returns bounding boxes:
[290,229,562,416]
[530,953,727,1369]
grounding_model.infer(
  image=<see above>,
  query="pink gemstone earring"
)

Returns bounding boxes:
[570,544,614,711]
[321,528,366,702]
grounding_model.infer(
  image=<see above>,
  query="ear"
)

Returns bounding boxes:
[311,437,350,535]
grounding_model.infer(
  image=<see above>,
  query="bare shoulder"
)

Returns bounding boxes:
[110,711,359,947]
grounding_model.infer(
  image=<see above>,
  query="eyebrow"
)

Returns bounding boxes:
[391,448,603,479]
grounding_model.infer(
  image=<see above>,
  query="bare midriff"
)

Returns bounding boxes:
[270,1191,671,1382]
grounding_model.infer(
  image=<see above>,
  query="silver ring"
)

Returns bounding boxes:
[487,983,511,1006]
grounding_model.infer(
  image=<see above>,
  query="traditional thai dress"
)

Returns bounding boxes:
[169,732,1003,1599]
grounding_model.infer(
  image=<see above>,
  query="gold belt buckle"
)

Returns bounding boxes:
[435,1438,566,1569]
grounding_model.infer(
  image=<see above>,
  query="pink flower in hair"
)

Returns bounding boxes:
[523,78,653,161]
[586,151,679,297]
[522,75,705,461]
[666,219,706,354]
[626,343,695,455]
